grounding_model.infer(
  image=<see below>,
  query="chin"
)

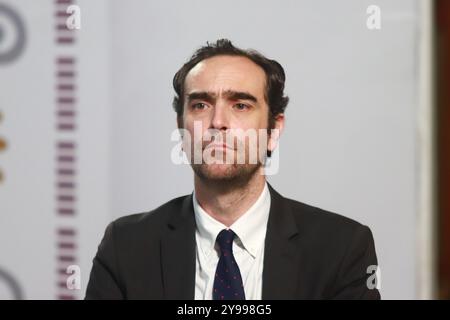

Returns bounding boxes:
[199,164,239,180]
[192,163,261,184]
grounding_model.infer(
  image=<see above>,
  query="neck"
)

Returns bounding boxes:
[194,168,266,227]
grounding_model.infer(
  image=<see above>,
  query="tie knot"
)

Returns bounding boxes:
[216,229,235,253]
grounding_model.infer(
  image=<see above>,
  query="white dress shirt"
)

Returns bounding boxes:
[193,182,271,300]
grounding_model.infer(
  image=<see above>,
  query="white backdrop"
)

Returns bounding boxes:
[0,0,427,299]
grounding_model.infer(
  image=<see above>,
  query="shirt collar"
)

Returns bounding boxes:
[193,182,271,259]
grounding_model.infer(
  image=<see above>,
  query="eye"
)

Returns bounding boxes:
[234,103,250,111]
[192,103,208,111]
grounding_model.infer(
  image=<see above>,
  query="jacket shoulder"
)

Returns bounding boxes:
[111,194,190,236]
[283,196,371,238]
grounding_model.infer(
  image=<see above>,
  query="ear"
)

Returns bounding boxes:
[268,113,285,153]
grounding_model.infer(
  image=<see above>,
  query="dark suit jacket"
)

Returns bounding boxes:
[85,184,380,300]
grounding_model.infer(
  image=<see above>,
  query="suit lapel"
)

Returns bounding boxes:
[160,194,197,299]
[262,184,302,299]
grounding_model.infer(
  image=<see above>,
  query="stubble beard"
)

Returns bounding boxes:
[191,161,262,190]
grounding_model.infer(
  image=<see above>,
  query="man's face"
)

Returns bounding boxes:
[179,55,282,183]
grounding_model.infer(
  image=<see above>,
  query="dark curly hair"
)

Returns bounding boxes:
[172,39,289,130]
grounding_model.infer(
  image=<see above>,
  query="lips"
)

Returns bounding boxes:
[205,143,234,150]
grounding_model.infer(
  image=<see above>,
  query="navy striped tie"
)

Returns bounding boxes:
[213,229,246,300]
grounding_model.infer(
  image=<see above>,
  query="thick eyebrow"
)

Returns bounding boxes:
[186,91,216,105]
[186,90,258,104]
[223,90,258,103]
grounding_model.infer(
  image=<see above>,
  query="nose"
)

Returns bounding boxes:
[210,102,229,131]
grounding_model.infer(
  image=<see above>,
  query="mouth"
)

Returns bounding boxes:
[204,143,234,151]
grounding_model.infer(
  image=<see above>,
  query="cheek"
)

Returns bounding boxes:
[249,104,270,128]
[242,112,269,131]
[231,108,266,129]
[183,118,208,147]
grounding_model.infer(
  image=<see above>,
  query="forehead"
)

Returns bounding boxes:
[184,55,266,98]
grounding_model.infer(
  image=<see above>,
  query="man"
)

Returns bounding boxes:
[85,39,380,300]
